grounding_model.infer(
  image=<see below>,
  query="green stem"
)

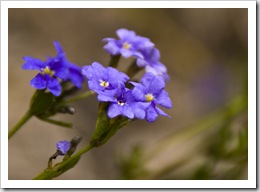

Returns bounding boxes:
[72,143,93,159]
[8,110,32,139]
[38,117,73,128]
[33,143,93,180]
[126,59,142,78]
[62,90,95,104]
[108,55,121,68]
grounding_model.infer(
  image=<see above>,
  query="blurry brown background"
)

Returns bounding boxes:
[8,8,248,180]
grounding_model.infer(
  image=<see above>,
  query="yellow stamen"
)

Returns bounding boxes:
[41,66,55,77]
[99,80,109,88]
[123,42,131,50]
[145,93,154,102]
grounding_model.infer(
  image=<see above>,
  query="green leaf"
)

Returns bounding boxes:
[90,102,110,146]
[29,90,56,116]
[33,156,81,180]
[33,169,58,180]
[55,156,81,177]
[93,116,130,147]
[90,102,131,147]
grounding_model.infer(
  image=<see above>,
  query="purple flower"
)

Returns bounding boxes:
[145,62,169,82]
[82,62,129,101]
[53,41,84,89]
[56,140,71,155]
[103,28,154,59]
[107,83,148,119]
[131,72,172,122]
[67,63,85,89]
[136,47,160,67]
[104,29,169,82]
[22,41,84,96]
[137,47,169,81]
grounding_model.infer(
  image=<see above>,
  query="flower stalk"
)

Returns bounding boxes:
[8,110,32,139]
[126,59,142,78]
[108,55,121,68]
[33,143,93,180]
[37,117,73,128]
[61,90,95,104]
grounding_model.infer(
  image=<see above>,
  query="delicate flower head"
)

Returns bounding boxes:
[136,47,160,67]
[131,72,172,122]
[56,140,71,155]
[104,29,169,82]
[82,62,129,101]
[145,62,170,82]
[107,83,147,119]
[53,41,84,88]
[66,62,85,89]
[137,47,169,81]
[103,28,154,59]
[22,41,84,96]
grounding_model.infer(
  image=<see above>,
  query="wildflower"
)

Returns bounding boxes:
[107,83,148,119]
[67,63,85,89]
[137,47,169,81]
[104,29,169,81]
[56,140,71,155]
[53,41,84,89]
[131,72,172,122]
[145,62,169,82]
[103,28,154,59]
[82,62,129,101]
[22,41,84,96]
[136,47,160,67]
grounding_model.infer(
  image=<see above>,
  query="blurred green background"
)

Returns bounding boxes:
[8,8,248,180]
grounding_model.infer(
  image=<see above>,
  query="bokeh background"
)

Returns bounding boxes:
[8,8,248,180]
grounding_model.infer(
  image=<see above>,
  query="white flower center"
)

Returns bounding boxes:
[117,101,125,106]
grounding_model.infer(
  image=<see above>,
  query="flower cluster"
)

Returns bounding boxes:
[131,73,172,122]
[18,29,173,177]
[82,63,172,122]
[22,29,172,123]
[22,41,84,96]
[103,28,169,81]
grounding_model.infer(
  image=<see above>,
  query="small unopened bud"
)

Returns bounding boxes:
[63,136,82,161]
[57,106,75,114]
[48,140,71,169]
